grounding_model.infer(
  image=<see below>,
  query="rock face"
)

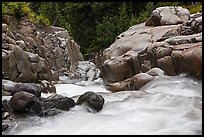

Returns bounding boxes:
[145,6,190,26]
[2,17,84,84]
[76,91,105,112]
[101,7,202,92]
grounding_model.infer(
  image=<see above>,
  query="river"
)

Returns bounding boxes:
[3,74,202,135]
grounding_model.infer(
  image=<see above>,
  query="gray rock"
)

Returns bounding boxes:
[27,52,40,63]
[2,24,8,32]
[146,6,190,26]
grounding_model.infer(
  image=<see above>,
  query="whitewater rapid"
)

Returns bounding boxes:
[3,74,202,135]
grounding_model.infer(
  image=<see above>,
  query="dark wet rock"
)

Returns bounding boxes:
[10,91,37,112]
[2,99,13,113]
[45,94,75,111]
[30,94,75,117]
[2,122,9,132]
[76,91,105,112]
[11,83,42,97]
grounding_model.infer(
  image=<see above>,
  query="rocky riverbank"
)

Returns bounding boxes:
[2,16,101,132]
[101,6,202,92]
[2,6,202,134]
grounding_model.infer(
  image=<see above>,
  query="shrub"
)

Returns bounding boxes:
[2,2,50,26]
[188,2,202,14]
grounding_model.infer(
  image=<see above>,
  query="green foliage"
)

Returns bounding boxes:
[4,2,197,57]
[130,2,153,26]
[2,2,30,18]
[188,2,202,14]
[94,2,132,51]
[154,2,184,7]
[2,2,50,26]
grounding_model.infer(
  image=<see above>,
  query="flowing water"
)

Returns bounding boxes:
[3,74,202,135]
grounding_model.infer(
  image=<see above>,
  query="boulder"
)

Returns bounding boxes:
[145,6,190,26]
[130,73,155,90]
[31,94,75,117]
[157,56,176,76]
[10,91,37,112]
[102,54,140,83]
[11,83,42,97]
[106,79,131,92]
[76,91,105,112]
[106,72,155,92]
[146,67,165,76]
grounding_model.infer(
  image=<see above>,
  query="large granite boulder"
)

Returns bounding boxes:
[145,6,190,26]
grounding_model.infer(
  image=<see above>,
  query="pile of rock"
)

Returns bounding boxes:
[2,17,84,83]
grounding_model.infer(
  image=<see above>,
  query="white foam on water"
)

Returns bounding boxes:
[4,76,202,135]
